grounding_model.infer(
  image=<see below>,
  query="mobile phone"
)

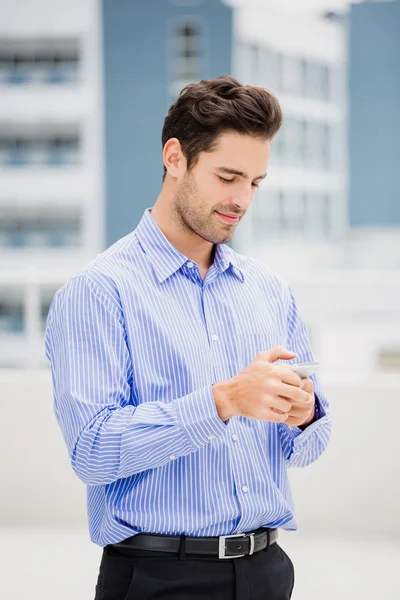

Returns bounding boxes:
[284,362,321,378]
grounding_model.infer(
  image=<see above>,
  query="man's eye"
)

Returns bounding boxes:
[252,183,259,188]
[219,177,234,184]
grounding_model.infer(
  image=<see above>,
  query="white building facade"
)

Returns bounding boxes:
[0,0,399,378]
[0,0,104,367]
[233,6,348,254]
[232,5,400,378]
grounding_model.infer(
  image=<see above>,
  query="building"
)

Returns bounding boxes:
[0,0,105,367]
[1,0,398,374]
[102,0,233,247]
[348,0,400,229]
[232,5,348,257]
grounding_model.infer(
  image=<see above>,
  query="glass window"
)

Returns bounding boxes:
[279,120,331,170]
[321,65,331,101]
[236,42,253,84]
[305,122,320,168]
[170,20,202,98]
[301,59,332,101]
[258,46,281,92]
[40,287,59,332]
[300,58,308,96]
[269,129,283,167]
[304,192,332,239]
[252,191,280,242]
[0,38,80,86]
[321,124,331,169]
[250,44,260,85]
[277,190,286,230]
[0,208,81,248]
[299,119,311,167]
[322,194,331,238]
[0,295,24,333]
[281,191,307,232]
[0,133,81,166]
[281,117,305,168]
[281,56,302,96]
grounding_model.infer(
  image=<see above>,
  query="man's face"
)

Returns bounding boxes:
[172,131,270,244]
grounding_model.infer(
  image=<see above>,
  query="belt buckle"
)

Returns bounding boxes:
[218,532,254,559]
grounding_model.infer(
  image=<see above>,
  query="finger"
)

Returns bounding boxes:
[257,346,296,364]
[261,407,290,423]
[272,365,303,388]
[300,377,314,393]
[277,381,313,405]
[284,415,306,426]
[268,394,292,414]
[272,406,306,418]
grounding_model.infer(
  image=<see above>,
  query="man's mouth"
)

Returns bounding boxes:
[215,212,240,224]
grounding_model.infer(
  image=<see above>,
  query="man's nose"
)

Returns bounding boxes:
[230,191,253,212]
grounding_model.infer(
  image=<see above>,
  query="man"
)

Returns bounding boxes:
[45,75,331,600]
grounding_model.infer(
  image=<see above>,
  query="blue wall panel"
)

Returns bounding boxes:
[349,1,400,227]
[102,0,232,247]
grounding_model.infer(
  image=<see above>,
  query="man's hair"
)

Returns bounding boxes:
[161,75,282,180]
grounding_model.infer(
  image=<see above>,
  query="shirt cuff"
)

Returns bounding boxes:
[289,394,326,435]
[175,385,227,449]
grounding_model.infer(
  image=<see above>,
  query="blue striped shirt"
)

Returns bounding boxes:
[45,207,331,547]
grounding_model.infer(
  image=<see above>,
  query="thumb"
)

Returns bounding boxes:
[257,346,297,364]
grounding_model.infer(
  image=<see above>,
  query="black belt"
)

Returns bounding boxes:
[111,527,278,559]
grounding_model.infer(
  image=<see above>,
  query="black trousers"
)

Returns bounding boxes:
[94,539,295,600]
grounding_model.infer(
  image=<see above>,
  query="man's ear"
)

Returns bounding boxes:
[163,138,186,179]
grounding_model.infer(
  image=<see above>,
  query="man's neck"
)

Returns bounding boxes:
[150,204,215,271]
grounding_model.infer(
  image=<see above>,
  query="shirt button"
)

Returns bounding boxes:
[242,485,248,493]
[169,455,176,461]
[187,262,194,268]
[208,435,215,440]
[212,334,219,342]
[232,434,238,442]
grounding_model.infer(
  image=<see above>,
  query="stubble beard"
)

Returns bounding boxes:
[172,172,234,245]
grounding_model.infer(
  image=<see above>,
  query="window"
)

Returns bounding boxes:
[321,124,331,169]
[236,42,254,84]
[304,193,333,239]
[0,38,79,86]
[283,118,305,167]
[0,206,82,248]
[321,194,332,238]
[170,20,202,98]
[300,59,332,101]
[0,125,81,167]
[321,65,331,101]
[269,129,283,167]
[40,287,60,332]
[305,121,324,169]
[252,191,280,242]
[258,46,282,92]
[0,291,24,333]
[281,192,307,233]
[250,45,260,85]
[281,56,302,96]
[273,118,331,170]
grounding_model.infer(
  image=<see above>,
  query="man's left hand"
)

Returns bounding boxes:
[280,377,316,427]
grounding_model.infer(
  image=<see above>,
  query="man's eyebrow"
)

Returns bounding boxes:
[216,166,267,180]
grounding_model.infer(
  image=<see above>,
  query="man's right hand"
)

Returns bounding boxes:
[212,346,311,423]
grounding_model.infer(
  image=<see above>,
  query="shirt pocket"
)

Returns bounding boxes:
[239,331,284,368]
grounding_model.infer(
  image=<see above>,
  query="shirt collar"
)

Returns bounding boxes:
[134,208,245,284]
